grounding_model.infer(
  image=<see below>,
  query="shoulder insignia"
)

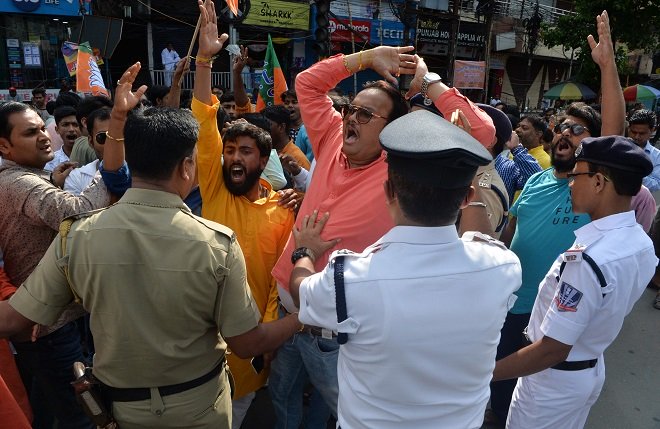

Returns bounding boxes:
[562,243,587,263]
[554,281,583,312]
[463,231,507,250]
[478,171,493,189]
[183,212,236,242]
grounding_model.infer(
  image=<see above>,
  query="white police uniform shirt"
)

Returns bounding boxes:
[507,211,657,429]
[298,225,522,429]
[64,160,99,195]
[44,147,70,172]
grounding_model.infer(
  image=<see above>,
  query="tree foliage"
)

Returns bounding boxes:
[541,0,659,87]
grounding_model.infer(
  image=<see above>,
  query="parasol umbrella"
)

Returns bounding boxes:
[543,82,597,100]
[623,84,660,105]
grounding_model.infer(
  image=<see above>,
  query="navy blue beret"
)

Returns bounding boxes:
[409,93,443,117]
[380,109,491,188]
[575,135,653,176]
[476,103,512,149]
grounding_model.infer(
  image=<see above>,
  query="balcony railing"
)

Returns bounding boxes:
[150,70,261,92]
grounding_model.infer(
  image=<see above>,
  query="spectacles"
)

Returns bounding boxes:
[556,122,589,136]
[567,171,611,183]
[340,104,387,124]
[95,131,108,145]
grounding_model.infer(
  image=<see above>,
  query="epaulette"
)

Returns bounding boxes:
[329,245,382,263]
[181,211,236,242]
[478,171,493,189]
[462,231,507,250]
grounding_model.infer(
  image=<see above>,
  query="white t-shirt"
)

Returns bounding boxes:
[64,160,99,195]
[44,148,70,172]
[299,226,522,429]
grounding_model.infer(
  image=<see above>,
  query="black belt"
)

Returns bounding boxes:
[102,360,224,402]
[522,333,597,371]
[551,359,597,371]
[301,325,337,338]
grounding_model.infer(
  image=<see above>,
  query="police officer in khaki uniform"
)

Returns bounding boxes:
[0,64,301,428]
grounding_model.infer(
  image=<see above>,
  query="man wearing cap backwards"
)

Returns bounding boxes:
[493,135,657,428]
[489,11,626,424]
[288,109,522,429]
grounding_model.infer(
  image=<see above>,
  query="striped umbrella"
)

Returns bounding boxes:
[623,84,660,103]
[543,82,597,100]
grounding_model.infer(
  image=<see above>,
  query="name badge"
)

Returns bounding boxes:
[563,249,583,263]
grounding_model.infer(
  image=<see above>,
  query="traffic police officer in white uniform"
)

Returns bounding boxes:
[493,135,657,429]
[287,109,523,429]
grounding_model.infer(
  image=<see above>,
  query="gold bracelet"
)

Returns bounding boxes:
[193,55,217,65]
[358,51,363,71]
[104,131,125,142]
[342,55,351,74]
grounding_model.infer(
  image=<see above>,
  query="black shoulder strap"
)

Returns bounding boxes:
[490,183,510,233]
[559,252,608,296]
[334,256,348,344]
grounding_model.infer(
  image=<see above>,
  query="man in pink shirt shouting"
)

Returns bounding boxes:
[270,46,496,428]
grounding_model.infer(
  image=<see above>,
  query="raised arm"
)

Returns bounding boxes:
[191,0,229,201]
[296,46,416,159]
[163,58,190,108]
[589,10,624,136]
[232,46,251,110]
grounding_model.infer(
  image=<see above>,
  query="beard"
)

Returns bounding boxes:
[222,164,264,196]
[550,138,577,173]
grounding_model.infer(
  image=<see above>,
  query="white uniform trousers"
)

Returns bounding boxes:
[506,358,605,429]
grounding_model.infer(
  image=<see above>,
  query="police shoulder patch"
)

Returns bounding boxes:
[554,281,583,312]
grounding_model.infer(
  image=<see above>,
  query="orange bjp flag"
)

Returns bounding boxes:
[256,35,287,112]
[76,42,109,97]
[226,0,238,16]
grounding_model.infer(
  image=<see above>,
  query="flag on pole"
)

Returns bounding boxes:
[226,0,238,16]
[61,41,78,76]
[76,42,109,97]
[256,35,287,111]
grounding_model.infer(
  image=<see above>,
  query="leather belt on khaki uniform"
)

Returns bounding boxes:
[102,358,225,402]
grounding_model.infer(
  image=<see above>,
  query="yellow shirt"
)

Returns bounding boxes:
[512,145,551,202]
[192,96,294,398]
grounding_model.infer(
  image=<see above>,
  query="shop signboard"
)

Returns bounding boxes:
[417,14,485,48]
[2,0,90,16]
[23,42,42,67]
[243,0,310,30]
[329,18,371,43]
[370,19,407,46]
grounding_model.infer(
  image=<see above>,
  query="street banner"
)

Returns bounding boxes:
[256,35,287,111]
[76,42,109,97]
[243,0,309,30]
[453,60,486,89]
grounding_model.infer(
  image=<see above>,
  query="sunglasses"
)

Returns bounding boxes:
[95,131,108,145]
[566,171,611,183]
[555,122,589,136]
[340,104,387,124]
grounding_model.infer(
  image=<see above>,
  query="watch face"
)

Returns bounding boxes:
[425,73,441,83]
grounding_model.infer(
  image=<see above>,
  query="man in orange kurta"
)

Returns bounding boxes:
[0,267,32,427]
[191,54,294,427]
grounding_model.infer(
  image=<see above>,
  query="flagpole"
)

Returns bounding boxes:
[182,3,203,89]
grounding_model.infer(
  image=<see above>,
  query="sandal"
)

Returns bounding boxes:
[654,293,660,310]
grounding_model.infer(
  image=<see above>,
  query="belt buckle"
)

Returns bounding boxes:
[321,328,333,339]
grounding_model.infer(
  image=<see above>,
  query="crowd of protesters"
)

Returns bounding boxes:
[0,4,658,429]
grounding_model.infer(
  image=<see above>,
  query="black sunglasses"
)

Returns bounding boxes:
[340,104,387,124]
[555,122,589,136]
[95,131,108,145]
[566,171,611,183]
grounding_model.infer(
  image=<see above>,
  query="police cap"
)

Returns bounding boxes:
[575,135,653,176]
[409,93,443,117]
[380,109,492,188]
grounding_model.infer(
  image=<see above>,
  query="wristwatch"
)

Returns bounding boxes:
[420,72,442,104]
[291,247,316,264]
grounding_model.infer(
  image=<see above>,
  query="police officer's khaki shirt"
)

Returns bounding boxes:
[10,188,261,388]
[475,160,509,239]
